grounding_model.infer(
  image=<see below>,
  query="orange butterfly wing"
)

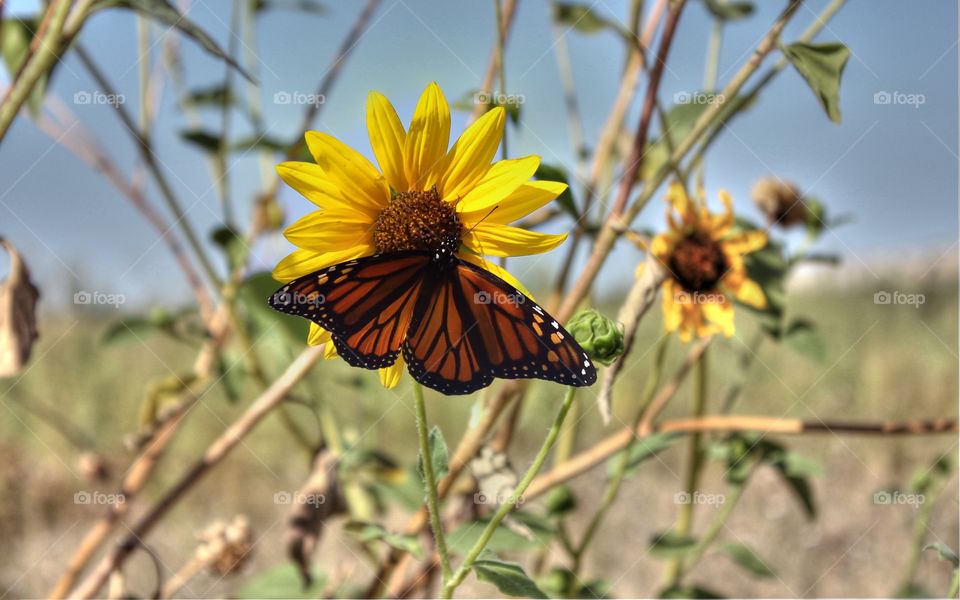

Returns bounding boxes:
[402,260,596,394]
[269,253,430,369]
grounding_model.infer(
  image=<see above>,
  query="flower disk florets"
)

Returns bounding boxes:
[374,187,462,254]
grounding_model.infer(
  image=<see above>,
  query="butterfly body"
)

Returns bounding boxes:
[270,245,597,394]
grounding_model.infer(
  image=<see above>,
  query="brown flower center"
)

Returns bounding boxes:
[374,187,462,254]
[669,233,728,292]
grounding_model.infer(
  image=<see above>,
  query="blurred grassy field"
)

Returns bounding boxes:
[1,273,956,598]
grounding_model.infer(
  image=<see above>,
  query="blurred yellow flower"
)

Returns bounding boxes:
[275,82,568,387]
[646,183,768,342]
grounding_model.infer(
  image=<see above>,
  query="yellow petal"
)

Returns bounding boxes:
[722,229,768,256]
[404,82,450,190]
[283,209,374,252]
[272,246,372,282]
[367,91,408,192]
[305,131,390,212]
[277,162,375,215]
[437,107,505,200]
[726,276,767,309]
[458,155,540,214]
[666,182,697,226]
[379,358,404,388]
[650,232,676,263]
[458,253,533,299]
[307,323,331,346]
[701,297,735,337]
[323,340,339,359]
[463,223,567,257]
[709,190,735,236]
[661,281,684,333]
[461,181,566,225]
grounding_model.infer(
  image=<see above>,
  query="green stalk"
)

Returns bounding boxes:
[443,387,578,598]
[572,335,671,575]
[413,381,453,584]
[683,478,747,570]
[664,346,709,587]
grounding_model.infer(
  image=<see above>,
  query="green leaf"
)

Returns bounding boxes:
[231,135,289,154]
[924,543,960,568]
[741,234,788,337]
[608,432,681,479]
[648,531,697,559]
[344,521,424,560]
[93,0,256,82]
[1,18,49,116]
[534,163,578,219]
[804,197,827,239]
[720,542,775,578]
[180,129,222,153]
[703,0,754,20]
[545,485,577,517]
[210,226,246,270]
[449,513,556,554]
[255,0,327,13]
[236,564,325,599]
[768,451,818,518]
[474,558,548,599]
[417,425,449,482]
[101,317,158,345]
[783,42,851,123]
[783,318,827,363]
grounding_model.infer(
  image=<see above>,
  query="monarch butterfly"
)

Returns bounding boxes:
[268,238,597,395]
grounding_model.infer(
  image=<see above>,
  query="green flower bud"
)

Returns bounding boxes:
[567,309,624,366]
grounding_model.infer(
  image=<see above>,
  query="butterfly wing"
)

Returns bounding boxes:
[269,252,431,369]
[402,258,596,394]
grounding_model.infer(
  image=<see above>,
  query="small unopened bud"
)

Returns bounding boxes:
[195,515,253,577]
[566,309,624,366]
[751,178,807,227]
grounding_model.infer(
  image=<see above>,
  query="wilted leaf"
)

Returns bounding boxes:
[720,542,775,578]
[648,531,697,559]
[0,239,39,377]
[93,0,256,82]
[474,558,547,598]
[286,450,344,587]
[783,42,851,123]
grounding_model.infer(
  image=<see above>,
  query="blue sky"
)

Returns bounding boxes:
[0,0,956,309]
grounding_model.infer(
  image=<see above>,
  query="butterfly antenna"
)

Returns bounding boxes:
[465,205,499,235]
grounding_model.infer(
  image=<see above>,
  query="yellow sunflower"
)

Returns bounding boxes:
[274,82,568,387]
[646,183,768,342]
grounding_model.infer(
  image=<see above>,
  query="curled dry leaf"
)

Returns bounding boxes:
[0,239,39,378]
[287,449,345,587]
[596,255,666,424]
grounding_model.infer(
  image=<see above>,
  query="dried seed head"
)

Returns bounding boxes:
[751,178,807,227]
[196,515,253,577]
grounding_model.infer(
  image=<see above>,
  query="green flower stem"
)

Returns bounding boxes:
[572,335,671,574]
[665,346,709,588]
[413,381,453,584]
[683,477,748,571]
[442,387,578,599]
[948,569,959,599]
